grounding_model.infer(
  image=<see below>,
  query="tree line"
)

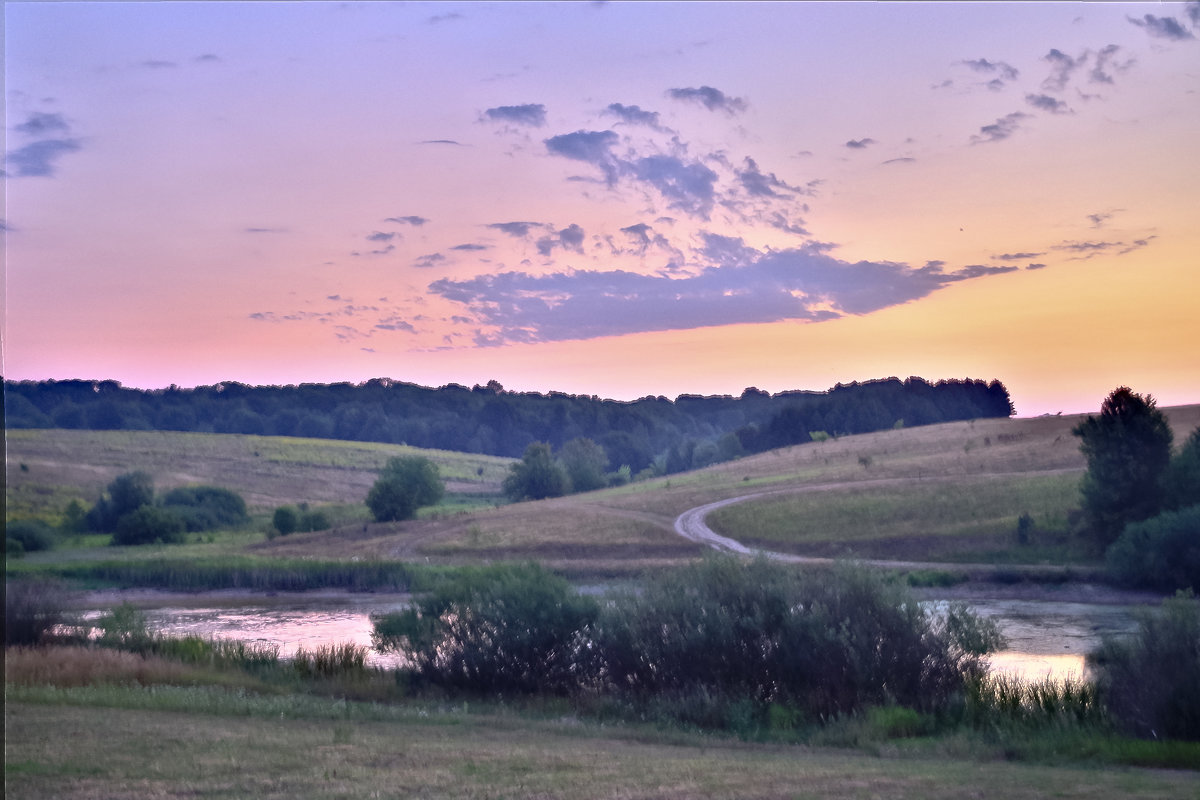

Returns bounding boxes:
[4,376,1013,475]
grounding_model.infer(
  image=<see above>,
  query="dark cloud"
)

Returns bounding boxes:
[537,223,586,256]
[1026,263,1048,270]
[971,112,1030,144]
[244,227,288,234]
[736,157,804,197]
[5,140,81,178]
[483,103,547,127]
[959,58,1019,90]
[195,53,221,63]
[367,231,396,242]
[420,139,465,146]
[960,58,1019,81]
[451,243,489,251]
[763,212,810,237]
[959,264,1019,278]
[1127,13,1194,40]
[6,112,83,178]
[1087,211,1115,228]
[1191,1,1200,27]
[993,251,1043,260]
[845,138,876,149]
[544,129,621,185]
[882,157,916,165]
[414,253,447,268]
[604,103,664,129]
[1090,45,1133,85]
[1053,236,1156,258]
[14,112,70,137]
[1042,49,1083,92]
[631,155,719,218]
[375,316,417,333]
[384,215,428,226]
[428,12,464,24]
[140,59,178,69]
[487,221,542,238]
[666,86,747,115]
[429,248,1016,346]
[1025,93,1073,114]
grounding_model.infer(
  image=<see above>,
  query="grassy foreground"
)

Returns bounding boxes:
[6,689,1198,800]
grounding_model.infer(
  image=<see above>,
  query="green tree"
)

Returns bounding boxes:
[559,437,608,493]
[273,505,300,535]
[1072,387,1173,545]
[366,456,445,522]
[1163,426,1200,512]
[111,505,187,545]
[87,470,155,532]
[502,442,568,501]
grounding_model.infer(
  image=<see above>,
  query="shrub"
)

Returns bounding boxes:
[87,470,155,532]
[594,558,1002,721]
[161,485,249,531]
[6,578,75,645]
[273,506,300,535]
[502,442,568,501]
[366,456,445,522]
[1106,505,1200,591]
[1163,426,1200,512]
[111,505,187,546]
[373,562,598,695]
[1089,592,1200,740]
[5,519,58,553]
[299,508,332,532]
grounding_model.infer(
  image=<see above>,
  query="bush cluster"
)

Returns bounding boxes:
[84,472,250,546]
[5,578,75,645]
[272,504,332,535]
[373,558,1002,726]
[1090,592,1200,740]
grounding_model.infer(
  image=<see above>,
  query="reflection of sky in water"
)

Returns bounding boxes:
[125,598,1147,680]
[142,601,410,668]
[925,599,1143,680]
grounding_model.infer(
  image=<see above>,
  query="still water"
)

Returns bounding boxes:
[126,594,1145,680]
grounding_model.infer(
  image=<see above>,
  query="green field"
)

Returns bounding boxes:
[6,686,1198,800]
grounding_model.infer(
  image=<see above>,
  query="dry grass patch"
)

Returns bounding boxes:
[5,646,212,688]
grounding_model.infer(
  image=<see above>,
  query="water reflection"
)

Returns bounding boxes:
[926,599,1142,680]
[111,596,1146,680]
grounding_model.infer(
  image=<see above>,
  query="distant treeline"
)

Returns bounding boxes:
[3,377,1013,474]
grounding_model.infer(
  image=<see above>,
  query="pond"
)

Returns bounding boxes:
[113,594,1146,680]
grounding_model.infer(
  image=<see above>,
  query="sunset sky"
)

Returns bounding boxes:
[4,1,1199,417]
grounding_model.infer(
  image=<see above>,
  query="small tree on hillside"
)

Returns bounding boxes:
[1163,426,1200,512]
[87,471,155,532]
[366,456,445,522]
[1073,387,1173,546]
[503,442,568,501]
[559,437,608,494]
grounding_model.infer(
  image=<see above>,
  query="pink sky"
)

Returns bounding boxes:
[4,2,1199,416]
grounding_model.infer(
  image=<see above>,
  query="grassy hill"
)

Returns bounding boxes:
[7,404,1199,578]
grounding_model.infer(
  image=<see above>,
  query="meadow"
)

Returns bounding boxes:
[7,691,1199,800]
[7,404,1200,579]
[7,406,1200,798]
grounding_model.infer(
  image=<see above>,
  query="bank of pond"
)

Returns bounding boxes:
[6,558,1199,768]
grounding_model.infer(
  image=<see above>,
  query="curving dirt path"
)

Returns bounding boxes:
[672,474,1086,576]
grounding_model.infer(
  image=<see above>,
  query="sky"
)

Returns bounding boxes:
[4,1,1199,417]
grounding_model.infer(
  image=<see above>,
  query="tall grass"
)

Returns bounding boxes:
[965,673,1106,730]
[9,556,419,592]
[292,642,369,679]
